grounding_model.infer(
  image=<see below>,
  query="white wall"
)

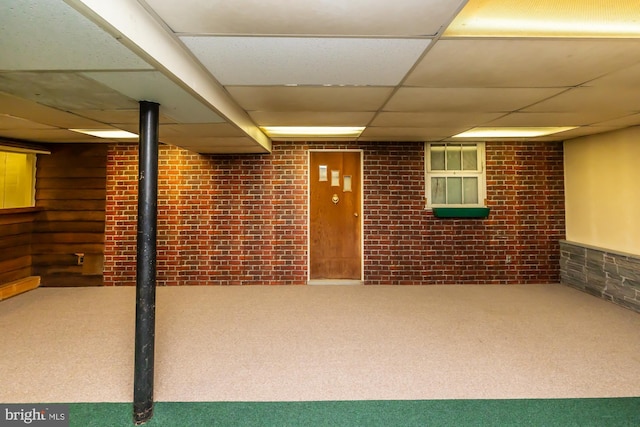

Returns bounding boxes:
[564,127,640,256]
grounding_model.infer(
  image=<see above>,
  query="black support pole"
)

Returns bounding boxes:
[133,101,160,425]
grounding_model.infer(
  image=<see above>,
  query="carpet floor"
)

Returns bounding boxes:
[1,284,639,425]
[67,398,640,427]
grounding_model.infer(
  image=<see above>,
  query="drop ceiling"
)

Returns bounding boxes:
[0,0,639,153]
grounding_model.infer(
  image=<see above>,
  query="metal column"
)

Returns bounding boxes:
[133,101,160,425]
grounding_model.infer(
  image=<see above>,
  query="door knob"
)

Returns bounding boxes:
[354,213,358,217]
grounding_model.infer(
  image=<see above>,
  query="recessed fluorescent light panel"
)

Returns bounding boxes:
[262,126,365,137]
[453,127,576,138]
[445,0,640,37]
[70,129,138,139]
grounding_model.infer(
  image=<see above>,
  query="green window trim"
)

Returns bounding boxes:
[432,207,491,218]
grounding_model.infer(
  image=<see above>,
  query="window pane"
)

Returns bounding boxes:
[430,145,445,170]
[431,177,446,204]
[463,177,478,204]
[446,146,461,170]
[0,152,35,209]
[447,177,462,204]
[462,146,478,170]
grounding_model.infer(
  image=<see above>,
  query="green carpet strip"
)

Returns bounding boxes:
[68,398,639,426]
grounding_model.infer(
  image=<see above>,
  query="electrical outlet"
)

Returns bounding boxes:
[506,255,512,264]
[75,252,85,266]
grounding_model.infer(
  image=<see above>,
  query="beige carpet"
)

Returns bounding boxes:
[0,284,639,403]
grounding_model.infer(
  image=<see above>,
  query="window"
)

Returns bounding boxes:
[425,142,486,208]
[0,150,36,209]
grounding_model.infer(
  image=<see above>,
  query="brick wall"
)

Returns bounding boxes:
[104,141,564,286]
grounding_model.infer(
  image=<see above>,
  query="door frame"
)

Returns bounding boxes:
[307,149,364,284]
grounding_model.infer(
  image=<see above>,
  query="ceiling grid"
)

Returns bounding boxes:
[0,0,639,152]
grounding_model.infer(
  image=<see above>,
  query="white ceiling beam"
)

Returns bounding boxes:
[63,0,271,153]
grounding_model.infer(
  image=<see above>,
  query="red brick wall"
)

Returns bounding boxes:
[104,141,564,286]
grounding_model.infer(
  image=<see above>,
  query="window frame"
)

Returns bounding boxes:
[0,148,38,210]
[425,142,486,209]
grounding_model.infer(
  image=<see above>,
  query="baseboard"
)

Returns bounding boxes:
[307,279,364,285]
[0,276,41,301]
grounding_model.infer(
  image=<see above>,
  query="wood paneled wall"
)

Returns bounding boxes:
[0,208,37,285]
[32,144,107,286]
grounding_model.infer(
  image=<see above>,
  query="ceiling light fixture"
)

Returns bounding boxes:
[445,0,640,38]
[459,18,640,38]
[70,129,138,139]
[453,127,576,138]
[261,126,365,137]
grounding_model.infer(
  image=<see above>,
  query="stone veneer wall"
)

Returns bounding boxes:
[560,240,640,312]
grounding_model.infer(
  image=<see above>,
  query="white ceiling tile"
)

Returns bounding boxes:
[589,114,640,128]
[160,123,245,138]
[249,112,375,127]
[0,128,108,142]
[0,0,151,71]
[226,86,393,112]
[109,123,138,134]
[0,92,108,129]
[406,39,640,87]
[524,87,640,113]
[587,62,640,87]
[0,114,56,130]
[0,72,137,111]
[71,110,177,125]
[82,71,225,124]
[358,135,436,142]
[360,126,469,138]
[371,112,505,127]
[181,37,430,86]
[530,126,625,141]
[2,1,640,148]
[385,87,565,112]
[483,112,626,127]
[147,0,465,36]
[269,136,360,142]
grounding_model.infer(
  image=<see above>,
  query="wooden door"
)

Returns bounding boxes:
[309,151,361,280]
